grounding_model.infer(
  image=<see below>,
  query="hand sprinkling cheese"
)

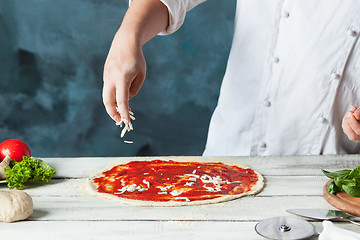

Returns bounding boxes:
[115,108,135,140]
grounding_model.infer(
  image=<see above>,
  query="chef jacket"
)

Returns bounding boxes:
[150,0,360,156]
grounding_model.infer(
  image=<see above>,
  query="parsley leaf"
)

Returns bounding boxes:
[4,156,56,190]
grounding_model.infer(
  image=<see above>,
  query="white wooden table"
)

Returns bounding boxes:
[1,155,360,239]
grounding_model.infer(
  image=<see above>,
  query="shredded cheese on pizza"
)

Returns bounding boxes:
[93,160,260,202]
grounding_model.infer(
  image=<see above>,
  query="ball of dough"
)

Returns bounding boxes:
[0,190,33,222]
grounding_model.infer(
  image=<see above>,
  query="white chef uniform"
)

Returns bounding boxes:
[154,0,360,156]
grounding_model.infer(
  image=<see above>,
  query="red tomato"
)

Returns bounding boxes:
[0,139,31,162]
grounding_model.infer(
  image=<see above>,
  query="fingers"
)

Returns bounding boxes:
[116,77,131,124]
[129,72,146,99]
[347,112,360,136]
[113,69,145,124]
[353,107,360,121]
[342,115,358,141]
[343,107,360,142]
[102,37,146,124]
[102,80,121,123]
[103,67,142,124]
[103,64,132,123]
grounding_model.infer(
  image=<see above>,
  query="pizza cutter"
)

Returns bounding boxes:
[255,216,315,240]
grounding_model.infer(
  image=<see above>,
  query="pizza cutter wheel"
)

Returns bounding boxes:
[255,216,315,240]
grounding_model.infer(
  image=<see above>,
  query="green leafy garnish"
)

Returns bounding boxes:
[322,166,360,197]
[4,156,56,190]
[322,169,351,179]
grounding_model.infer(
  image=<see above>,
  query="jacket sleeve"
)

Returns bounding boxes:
[129,0,206,35]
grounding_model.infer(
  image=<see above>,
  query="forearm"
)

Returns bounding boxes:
[118,0,169,47]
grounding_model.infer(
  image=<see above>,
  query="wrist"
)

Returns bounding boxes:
[117,0,168,46]
[115,27,143,48]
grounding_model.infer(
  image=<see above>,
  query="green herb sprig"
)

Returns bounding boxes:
[322,166,360,197]
[4,156,56,190]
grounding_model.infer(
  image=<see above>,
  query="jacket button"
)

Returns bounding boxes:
[263,100,271,107]
[259,141,267,149]
[318,114,327,123]
[282,11,290,18]
[331,70,340,80]
[347,27,357,37]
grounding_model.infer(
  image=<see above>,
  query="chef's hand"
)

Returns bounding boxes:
[103,32,146,124]
[342,106,360,142]
[102,0,168,124]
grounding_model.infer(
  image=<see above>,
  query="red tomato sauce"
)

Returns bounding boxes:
[93,160,259,202]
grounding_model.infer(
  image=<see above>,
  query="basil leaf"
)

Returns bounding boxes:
[327,180,341,194]
[334,178,355,189]
[322,169,351,179]
[342,184,360,197]
[323,167,360,197]
[349,166,360,181]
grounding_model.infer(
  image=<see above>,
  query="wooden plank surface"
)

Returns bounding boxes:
[27,195,330,221]
[0,221,319,240]
[2,220,360,240]
[1,155,360,239]
[42,155,360,178]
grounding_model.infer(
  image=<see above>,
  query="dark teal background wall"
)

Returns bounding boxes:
[0,0,235,157]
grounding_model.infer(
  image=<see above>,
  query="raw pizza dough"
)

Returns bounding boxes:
[0,190,33,222]
[87,158,264,207]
